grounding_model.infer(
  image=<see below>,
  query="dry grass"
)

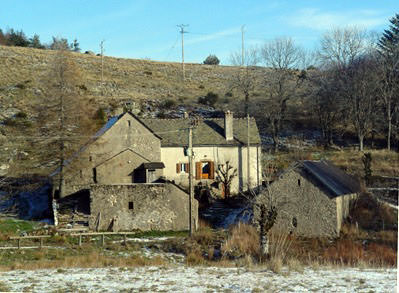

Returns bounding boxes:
[221,223,259,260]
[0,250,166,271]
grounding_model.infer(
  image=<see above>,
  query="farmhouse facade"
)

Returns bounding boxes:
[52,111,261,231]
[254,160,360,237]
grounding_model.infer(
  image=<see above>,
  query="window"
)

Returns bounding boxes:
[128,202,134,210]
[195,161,214,180]
[128,120,131,127]
[89,156,92,162]
[292,217,297,228]
[79,170,83,179]
[298,179,301,186]
[176,163,189,174]
[93,168,97,183]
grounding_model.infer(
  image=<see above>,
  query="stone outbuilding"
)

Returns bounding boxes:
[254,160,361,237]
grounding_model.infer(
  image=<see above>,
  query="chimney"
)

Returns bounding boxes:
[224,110,233,141]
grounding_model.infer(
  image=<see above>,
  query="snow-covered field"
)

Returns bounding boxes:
[0,265,396,292]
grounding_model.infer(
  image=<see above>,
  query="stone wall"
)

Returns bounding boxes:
[89,183,198,232]
[254,169,340,237]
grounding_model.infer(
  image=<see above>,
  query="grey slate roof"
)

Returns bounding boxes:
[141,117,261,147]
[301,160,361,197]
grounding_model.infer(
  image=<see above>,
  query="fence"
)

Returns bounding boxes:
[6,232,143,249]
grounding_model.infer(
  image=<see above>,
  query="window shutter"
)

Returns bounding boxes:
[209,161,215,179]
[176,163,181,174]
[185,163,190,173]
[195,162,201,180]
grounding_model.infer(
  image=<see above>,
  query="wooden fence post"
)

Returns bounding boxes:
[79,235,82,246]
[17,239,21,249]
[101,234,105,246]
[40,238,43,249]
[123,234,127,246]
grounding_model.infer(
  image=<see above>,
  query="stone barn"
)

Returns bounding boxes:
[254,160,361,237]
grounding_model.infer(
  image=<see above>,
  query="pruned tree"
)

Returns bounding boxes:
[216,161,237,198]
[229,47,259,115]
[260,37,307,152]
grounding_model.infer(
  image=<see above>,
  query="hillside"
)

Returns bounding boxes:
[0,45,266,110]
[0,45,269,176]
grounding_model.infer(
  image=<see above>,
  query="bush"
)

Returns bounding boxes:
[162,99,176,109]
[15,111,27,119]
[203,54,220,65]
[198,92,219,107]
[94,107,107,123]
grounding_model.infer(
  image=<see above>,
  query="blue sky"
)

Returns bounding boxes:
[1,1,398,64]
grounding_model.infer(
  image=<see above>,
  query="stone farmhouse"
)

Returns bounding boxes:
[52,111,261,231]
[254,160,361,237]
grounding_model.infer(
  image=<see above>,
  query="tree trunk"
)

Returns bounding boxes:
[359,135,364,151]
[244,92,249,116]
[387,113,392,151]
[260,232,269,257]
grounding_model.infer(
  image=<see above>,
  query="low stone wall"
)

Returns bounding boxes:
[89,183,198,232]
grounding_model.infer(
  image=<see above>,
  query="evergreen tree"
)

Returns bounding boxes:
[378,13,399,55]
[378,14,399,150]
[29,34,45,49]
[6,29,29,47]
[71,38,80,52]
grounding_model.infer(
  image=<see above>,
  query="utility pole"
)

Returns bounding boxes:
[188,126,194,235]
[241,25,245,66]
[247,114,251,190]
[177,24,188,81]
[100,40,105,95]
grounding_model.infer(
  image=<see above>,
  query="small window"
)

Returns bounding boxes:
[93,168,97,184]
[292,217,297,228]
[129,202,134,210]
[79,170,83,178]
[298,179,301,186]
[176,163,189,174]
[128,120,131,127]
[89,156,92,162]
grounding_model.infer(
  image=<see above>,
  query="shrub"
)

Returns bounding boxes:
[162,99,176,109]
[198,92,219,107]
[94,107,107,123]
[203,54,220,65]
[15,111,27,119]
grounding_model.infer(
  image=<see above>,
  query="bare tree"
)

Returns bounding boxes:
[260,37,306,152]
[215,161,237,198]
[36,48,94,197]
[229,47,259,115]
[377,45,399,150]
[307,68,346,146]
[318,27,370,69]
[343,55,379,151]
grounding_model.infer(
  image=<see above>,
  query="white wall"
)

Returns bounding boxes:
[161,145,261,193]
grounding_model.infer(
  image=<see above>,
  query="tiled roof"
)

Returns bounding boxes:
[301,160,361,197]
[141,117,261,147]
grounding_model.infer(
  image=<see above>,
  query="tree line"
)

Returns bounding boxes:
[0,27,80,51]
[230,14,399,152]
